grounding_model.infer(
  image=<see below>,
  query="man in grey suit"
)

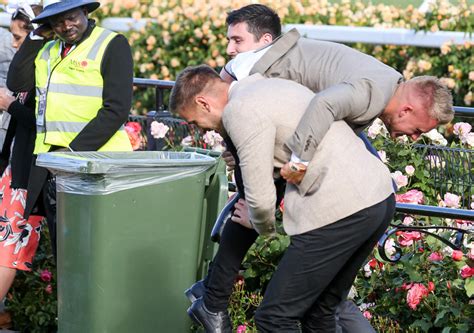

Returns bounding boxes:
[170,65,397,332]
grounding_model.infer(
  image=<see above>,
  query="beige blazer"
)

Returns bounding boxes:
[223,75,394,236]
[250,29,403,161]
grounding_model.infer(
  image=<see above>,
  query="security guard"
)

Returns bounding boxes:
[7,0,134,258]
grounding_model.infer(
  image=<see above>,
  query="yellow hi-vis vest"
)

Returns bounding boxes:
[34,27,132,154]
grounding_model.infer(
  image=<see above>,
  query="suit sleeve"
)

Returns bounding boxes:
[69,34,133,151]
[223,100,277,236]
[286,78,387,161]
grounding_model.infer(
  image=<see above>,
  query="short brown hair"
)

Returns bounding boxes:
[408,76,454,125]
[169,65,221,114]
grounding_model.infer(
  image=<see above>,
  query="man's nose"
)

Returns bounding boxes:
[226,43,236,57]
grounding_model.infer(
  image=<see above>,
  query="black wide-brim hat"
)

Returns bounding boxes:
[32,0,100,24]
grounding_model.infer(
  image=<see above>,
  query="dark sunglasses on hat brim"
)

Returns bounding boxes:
[12,7,32,21]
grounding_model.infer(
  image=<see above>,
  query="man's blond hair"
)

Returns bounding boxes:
[408,76,454,125]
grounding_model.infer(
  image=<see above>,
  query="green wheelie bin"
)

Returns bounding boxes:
[36,150,228,333]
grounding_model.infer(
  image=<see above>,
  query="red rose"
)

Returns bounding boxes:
[40,269,52,282]
[460,266,474,279]
[428,281,435,292]
[452,250,463,261]
[45,284,53,294]
[428,252,443,262]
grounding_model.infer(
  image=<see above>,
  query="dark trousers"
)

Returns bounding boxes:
[42,172,57,260]
[254,194,395,332]
[25,161,57,261]
[203,217,259,312]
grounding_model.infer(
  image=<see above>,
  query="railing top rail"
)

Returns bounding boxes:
[453,106,474,118]
[133,78,174,89]
[283,24,473,48]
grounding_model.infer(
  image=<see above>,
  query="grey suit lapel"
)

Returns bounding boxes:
[250,28,301,75]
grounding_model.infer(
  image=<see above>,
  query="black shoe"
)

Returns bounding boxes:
[187,298,232,333]
[185,279,205,303]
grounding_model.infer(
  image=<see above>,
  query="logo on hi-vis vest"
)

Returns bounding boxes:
[68,59,88,72]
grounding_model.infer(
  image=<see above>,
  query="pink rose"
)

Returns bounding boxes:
[150,121,169,139]
[406,283,429,310]
[363,311,372,320]
[460,265,474,279]
[453,122,472,138]
[40,269,52,282]
[236,325,247,333]
[391,171,408,189]
[452,250,463,261]
[441,193,460,208]
[428,252,443,262]
[402,216,414,226]
[405,165,415,176]
[45,284,53,294]
[397,231,422,247]
[396,190,424,204]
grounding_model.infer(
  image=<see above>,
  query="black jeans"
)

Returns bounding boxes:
[203,216,259,312]
[254,194,395,332]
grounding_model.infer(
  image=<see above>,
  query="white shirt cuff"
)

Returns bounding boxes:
[290,153,309,166]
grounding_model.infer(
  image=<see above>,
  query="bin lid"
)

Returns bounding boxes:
[36,151,217,174]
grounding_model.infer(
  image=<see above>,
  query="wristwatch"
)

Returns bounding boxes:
[289,162,306,173]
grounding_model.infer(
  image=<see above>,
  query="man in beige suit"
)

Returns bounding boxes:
[170,65,396,332]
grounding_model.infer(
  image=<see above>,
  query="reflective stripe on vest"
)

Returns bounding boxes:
[34,27,132,153]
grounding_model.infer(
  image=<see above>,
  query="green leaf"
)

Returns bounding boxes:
[411,319,432,331]
[465,278,474,297]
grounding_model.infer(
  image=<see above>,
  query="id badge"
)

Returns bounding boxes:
[36,90,47,126]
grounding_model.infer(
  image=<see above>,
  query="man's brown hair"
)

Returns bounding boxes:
[169,65,221,114]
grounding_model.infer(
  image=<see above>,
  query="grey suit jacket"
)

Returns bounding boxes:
[223,75,394,236]
[250,28,403,161]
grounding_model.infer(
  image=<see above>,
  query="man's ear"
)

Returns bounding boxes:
[261,33,273,44]
[400,104,414,117]
[195,96,211,112]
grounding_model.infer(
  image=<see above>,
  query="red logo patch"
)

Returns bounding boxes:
[81,60,88,67]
